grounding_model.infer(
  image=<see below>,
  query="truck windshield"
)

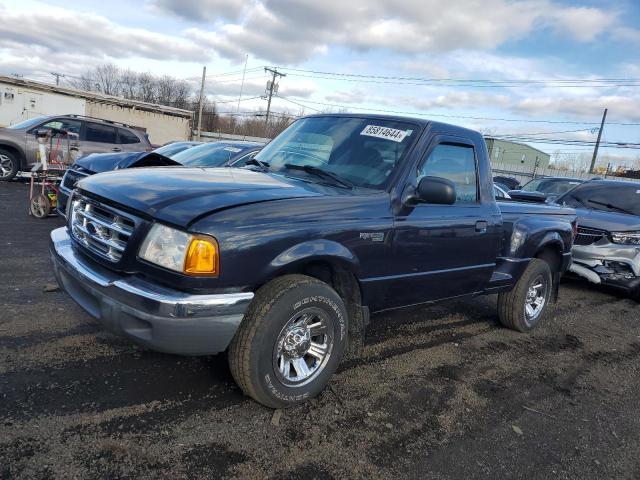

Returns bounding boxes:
[255,116,419,189]
[560,183,640,216]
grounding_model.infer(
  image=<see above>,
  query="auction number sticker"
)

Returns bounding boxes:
[224,146,243,153]
[360,125,409,143]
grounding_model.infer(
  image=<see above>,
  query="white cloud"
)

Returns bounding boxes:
[147,0,246,22]
[0,3,205,64]
[189,0,623,64]
[515,95,640,121]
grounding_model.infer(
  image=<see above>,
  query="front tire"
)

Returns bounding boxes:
[497,258,553,332]
[0,149,19,181]
[228,274,348,408]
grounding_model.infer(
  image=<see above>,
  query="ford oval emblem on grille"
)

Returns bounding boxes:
[86,221,110,240]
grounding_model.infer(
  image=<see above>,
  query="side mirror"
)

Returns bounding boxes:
[416,176,456,205]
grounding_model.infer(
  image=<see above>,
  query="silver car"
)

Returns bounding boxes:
[0,114,152,180]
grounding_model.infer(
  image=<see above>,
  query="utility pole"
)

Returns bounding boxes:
[264,67,286,124]
[589,108,607,174]
[50,72,63,86]
[196,66,207,141]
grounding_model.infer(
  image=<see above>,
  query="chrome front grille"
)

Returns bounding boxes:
[575,226,607,246]
[70,196,135,262]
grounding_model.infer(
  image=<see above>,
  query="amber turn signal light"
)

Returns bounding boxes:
[184,236,219,276]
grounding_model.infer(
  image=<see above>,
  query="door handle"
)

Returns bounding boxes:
[475,221,488,233]
[112,147,122,152]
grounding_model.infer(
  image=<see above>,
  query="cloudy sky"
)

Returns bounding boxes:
[1,0,639,166]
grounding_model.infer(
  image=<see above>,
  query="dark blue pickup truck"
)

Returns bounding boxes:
[50,114,576,407]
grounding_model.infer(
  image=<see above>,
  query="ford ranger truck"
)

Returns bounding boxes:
[50,114,576,408]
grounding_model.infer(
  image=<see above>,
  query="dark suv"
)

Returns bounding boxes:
[0,114,152,180]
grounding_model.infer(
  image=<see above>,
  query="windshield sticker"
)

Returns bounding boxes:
[360,125,409,143]
[223,147,242,153]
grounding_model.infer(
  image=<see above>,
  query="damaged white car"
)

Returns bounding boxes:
[555,180,640,301]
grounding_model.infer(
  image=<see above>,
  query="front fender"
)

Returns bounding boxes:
[268,240,360,276]
[510,217,573,259]
[534,231,566,255]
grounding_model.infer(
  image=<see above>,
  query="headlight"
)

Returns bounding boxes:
[139,223,219,276]
[611,231,640,245]
[510,225,527,255]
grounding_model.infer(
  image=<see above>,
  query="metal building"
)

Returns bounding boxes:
[0,75,192,145]
[485,138,550,170]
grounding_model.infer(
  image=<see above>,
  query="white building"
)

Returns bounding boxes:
[0,75,193,145]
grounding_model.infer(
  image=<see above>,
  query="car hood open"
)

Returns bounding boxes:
[75,151,179,173]
[76,167,323,227]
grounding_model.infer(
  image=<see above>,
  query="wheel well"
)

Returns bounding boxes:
[535,244,563,303]
[289,260,366,355]
[0,144,24,167]
[535,244,562,273]
[299,261,362,307]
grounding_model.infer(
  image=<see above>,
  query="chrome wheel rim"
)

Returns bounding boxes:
[524,274,547,325]
[31,195,47,217]
[0,154,13,178]
[273,307,334,387]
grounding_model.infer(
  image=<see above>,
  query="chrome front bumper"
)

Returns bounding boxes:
[50,227,254,355]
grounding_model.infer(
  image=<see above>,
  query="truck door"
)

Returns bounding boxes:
[386,137,501,308]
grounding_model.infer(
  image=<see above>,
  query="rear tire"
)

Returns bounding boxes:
[497,258,553,332]
[0,149,19,181]
[228,274,348,408]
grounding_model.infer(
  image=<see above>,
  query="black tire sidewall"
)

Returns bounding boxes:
[251,282,347,406]
[520,260,553,331]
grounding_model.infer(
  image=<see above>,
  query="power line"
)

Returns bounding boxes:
[285,97,640,126]
[276,95,322,112]
[268,66,640,88]
[206,67,263,78]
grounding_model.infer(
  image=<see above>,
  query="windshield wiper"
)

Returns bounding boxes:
[245,158,270,172]
[283,163,353,189]
[587,199,636,216]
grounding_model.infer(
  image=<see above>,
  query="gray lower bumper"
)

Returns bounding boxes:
[50,227,254,355]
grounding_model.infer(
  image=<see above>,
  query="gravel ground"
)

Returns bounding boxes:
[1,180,639,479]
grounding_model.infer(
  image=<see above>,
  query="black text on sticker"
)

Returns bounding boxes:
[361,125,408,143]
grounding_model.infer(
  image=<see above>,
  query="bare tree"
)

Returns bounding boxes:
[119,69,138,99]
[66,63,297,139]
[93,63,120,96]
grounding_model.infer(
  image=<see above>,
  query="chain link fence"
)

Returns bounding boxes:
[491,161,640,185]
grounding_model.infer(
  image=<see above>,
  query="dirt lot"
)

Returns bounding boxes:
[1,180,639,479]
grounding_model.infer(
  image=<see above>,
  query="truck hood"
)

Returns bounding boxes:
[76,151,179,173]
[498,200,575,216]
[573,208,640,232]
[76,167,323,227]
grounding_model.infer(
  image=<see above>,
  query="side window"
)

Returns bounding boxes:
[84,123,117,143]
[118,128,141,144]
[418,143,478,203]
[39,118,82,136]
